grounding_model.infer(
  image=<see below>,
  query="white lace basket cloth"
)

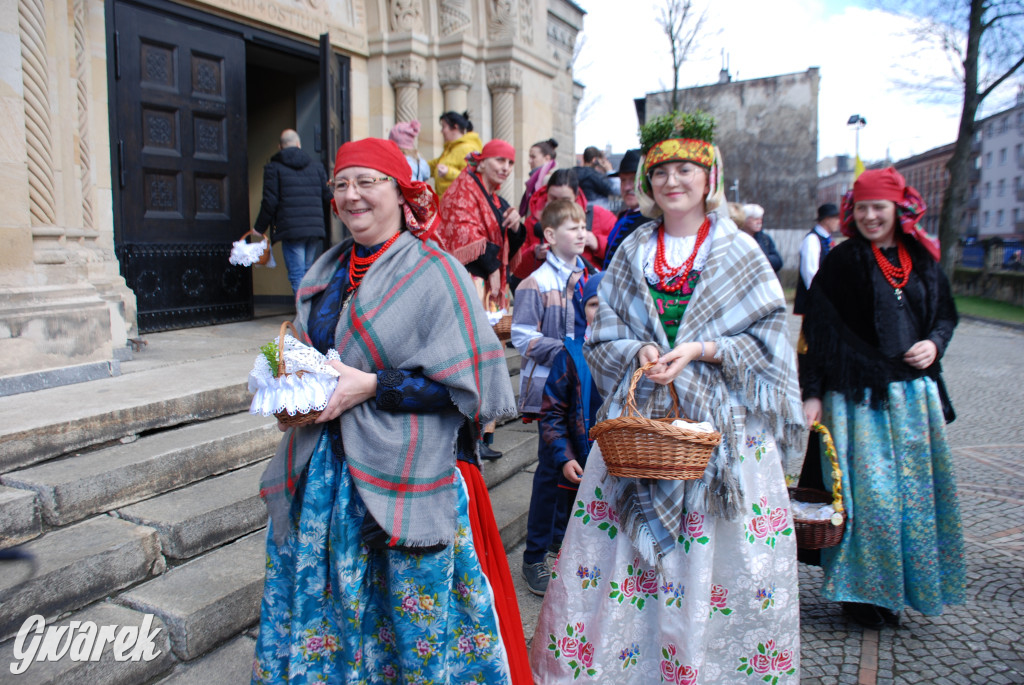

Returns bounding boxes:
[248,324,339,421]
[229,229,272,267]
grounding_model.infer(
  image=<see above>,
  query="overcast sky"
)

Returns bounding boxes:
[571,0,1013,164]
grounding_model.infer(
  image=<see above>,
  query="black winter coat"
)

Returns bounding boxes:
[253,146,331,243]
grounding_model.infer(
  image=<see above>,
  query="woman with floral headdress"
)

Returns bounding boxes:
[798,167,963,630]
[530,111,804,684]
[252,138,530,683]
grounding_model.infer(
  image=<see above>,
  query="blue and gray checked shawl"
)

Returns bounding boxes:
[259,231,517,547]
[585,214,804,567]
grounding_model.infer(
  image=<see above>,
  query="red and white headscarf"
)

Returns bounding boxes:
[332,137,440,241]
[840,167,939,261]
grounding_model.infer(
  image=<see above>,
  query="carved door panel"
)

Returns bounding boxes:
[113,2,250,332]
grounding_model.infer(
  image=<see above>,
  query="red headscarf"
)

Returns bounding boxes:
[467,139,515,167]
[333,137,440,241]
[840,167,939,261]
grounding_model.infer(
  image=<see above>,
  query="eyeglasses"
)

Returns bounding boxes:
[649,166,696,185]
[332,176,393,194]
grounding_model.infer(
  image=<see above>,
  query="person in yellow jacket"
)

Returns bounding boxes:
[430,111,483,196]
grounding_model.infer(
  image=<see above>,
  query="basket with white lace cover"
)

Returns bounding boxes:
[248,321,340,427]
[229,229,271,267]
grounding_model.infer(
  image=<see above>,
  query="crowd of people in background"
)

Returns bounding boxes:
[251,107,963,685]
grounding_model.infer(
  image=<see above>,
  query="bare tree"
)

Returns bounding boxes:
[656,0,709,112]
[897,0,1024,274]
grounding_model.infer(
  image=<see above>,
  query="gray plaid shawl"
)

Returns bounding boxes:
[586,215,804,568]
[260,232,516,547]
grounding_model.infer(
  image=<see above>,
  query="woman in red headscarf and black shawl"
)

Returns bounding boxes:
[437,139,526,458]
[798,167,964,630]
[252,138,531,684]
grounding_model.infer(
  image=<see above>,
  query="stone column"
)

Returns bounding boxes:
[438,58,474,115]
[387,56,425,124]
[487,64,521,200]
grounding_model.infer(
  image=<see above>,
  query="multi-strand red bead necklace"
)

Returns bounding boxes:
[653,217,711,292]
[348,231,401,293]
[871,240,913,301]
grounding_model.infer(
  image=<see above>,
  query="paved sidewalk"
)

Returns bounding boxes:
[516,319,1024,684]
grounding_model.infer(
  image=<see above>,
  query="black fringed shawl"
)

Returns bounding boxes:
[800,234,957,421]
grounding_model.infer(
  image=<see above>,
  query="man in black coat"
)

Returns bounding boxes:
[253,129,332,293]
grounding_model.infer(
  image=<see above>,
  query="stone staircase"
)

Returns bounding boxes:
[0,319,537,684]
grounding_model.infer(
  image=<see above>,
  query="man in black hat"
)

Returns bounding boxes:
[794,203,839,315]
[602,149,647,269]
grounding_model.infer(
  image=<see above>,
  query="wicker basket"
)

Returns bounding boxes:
[789,422,846,550]
[240,228,271,266]
[589,362,721,480]
[485,293,512,342]
[272,321,324,427]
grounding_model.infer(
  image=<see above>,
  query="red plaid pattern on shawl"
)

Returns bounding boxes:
[260,232,517,547]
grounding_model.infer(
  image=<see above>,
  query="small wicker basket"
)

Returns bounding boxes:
[589,362,721,480]
[789,422,846,550]
[485,293,512,342]
[240,228,271,266]
[272,321,324,427]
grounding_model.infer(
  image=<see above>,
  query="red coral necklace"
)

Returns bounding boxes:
[348,231,401,293]
[654,217,711,292]
[871,240,912,301]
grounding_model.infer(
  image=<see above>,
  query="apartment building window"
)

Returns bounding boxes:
[1016,177,1022,192]
[1000,148,1007,165]
[998,179,1005,196]
[984,182,991,198]
[997,210,1004,227]
[984,211,990,227]
[985,152,992,167]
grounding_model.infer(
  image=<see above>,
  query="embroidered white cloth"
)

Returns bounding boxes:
[486,308,509,326]
[789,499,837,521]
[248,335,340,417]
[230,236,270,267]
[670,419,716,434]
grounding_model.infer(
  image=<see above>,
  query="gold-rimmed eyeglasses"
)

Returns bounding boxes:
[332,176,394,194]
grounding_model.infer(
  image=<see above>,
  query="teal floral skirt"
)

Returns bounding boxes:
[820,376,966,615]
[252,433,511,684]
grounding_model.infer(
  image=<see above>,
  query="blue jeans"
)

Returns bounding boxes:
[281,238,322,293]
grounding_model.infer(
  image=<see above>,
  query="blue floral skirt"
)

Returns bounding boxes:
[819,377,966,615]
[252,433,512,684]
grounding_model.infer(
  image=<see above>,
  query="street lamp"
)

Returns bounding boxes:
[729,178,740,203]
[847,114,866,160]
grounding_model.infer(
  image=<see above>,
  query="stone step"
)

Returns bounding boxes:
[2,414,278,527]
[155,635,255,685]
[0,484,40,549]
[488,464,537,553]
[116,531,265,662]
[0,354,255,473]
[480,419,538,490]
[0,603,175,685]
[115,461,269,561]
[0,516,164,642]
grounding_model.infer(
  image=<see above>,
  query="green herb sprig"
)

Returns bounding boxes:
[260,339,280,377]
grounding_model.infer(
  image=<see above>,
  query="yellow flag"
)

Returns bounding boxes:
[853,155,865,179]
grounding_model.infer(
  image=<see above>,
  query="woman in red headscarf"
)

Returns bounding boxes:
[437,139,526,458]
[253,138,529,684]
[798,167,964,630]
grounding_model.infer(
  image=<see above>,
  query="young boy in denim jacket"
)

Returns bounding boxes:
[539,271,605,565]
[511,200,593,596]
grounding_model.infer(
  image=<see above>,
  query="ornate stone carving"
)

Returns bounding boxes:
[73,0,94,230]
[20,0,57,228]
[388,56,425,124]
[389,0,423,32]
[438,58,475,91]
[518,0,534,45]
[387,56,425,87]
[487,0,515,41]
[486,64,523,93]
[439,0,471,37]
